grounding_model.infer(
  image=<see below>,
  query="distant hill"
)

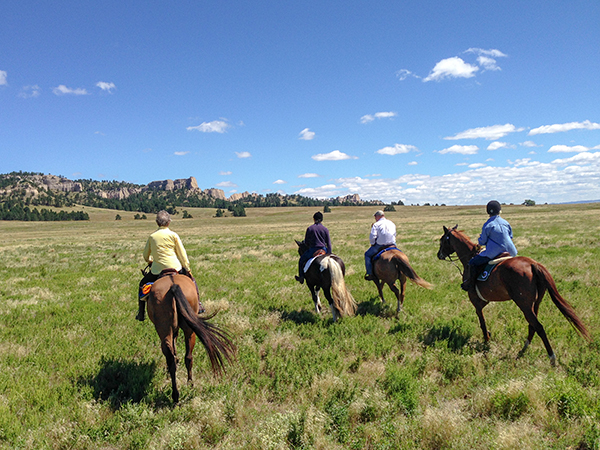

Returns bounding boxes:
[0,171,384,214]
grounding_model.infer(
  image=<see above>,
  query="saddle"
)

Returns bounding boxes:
[372,244,401,262]
[477,253,512,281]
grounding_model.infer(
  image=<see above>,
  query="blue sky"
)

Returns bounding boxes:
[1,0,599,205]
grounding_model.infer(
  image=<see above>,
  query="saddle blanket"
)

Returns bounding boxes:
[477,256,513,281]
[139,282,154,300]
[373,246,401,261]
[303,255,330,273]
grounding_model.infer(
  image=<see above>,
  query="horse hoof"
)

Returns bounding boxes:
[549,354,557,366]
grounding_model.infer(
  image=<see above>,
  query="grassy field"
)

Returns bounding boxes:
[1,203,600,449]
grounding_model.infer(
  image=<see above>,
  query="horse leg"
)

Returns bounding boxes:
[184,327,196,386]
[519,305,556,365]
[389,276,406,314]
[519,289,545,359]
[374,278,385,303]
[161,337,179,403]
[469,294,491,342]
[310,284,322,314]
[323,288,339,322]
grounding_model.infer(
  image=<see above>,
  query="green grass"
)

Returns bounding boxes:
[1,203,600,449]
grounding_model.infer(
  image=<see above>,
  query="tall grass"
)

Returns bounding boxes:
[1,203,599,449]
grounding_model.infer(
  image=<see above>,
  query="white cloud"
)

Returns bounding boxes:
[299,128,316,140]
[273,179,286,184]
[520,140,541,148]
[376,144,418,155]
[465,48,507,72]
[0,70,7,85]
[96,81,116,92]
[396,69,420,81]
[18,85,41,98]
[187,120,230,133]
[468,163,487,168]
[445,123,524,140]
[312,150,358,161]
[487,141,513,151]
[408,161,418,166]
[529,120,600,135]
[174,151,189,156]
[294,151,600,205]
[465,48,508,58]
[548,145,590,153]
[216,181,237,187]
[298,173,320,178]
[438,145,479,155]
[235,151,251,158]
[423,57,479,82]
[52,85,88,95]
[360,111,397,124]
[219,171,232,175]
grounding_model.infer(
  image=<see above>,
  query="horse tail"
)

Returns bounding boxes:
[321,257,357,317]
[532,263,591,342]
[170,283,236,374]
[392,255,433,289]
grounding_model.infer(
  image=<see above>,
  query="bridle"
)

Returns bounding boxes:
[439,226,464,276]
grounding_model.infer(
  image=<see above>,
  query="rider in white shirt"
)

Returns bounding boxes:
[364,210,397,280]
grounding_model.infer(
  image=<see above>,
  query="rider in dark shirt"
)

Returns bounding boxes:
[295,211,332,284]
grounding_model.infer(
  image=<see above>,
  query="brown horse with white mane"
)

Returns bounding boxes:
[369,246,433,314]
[437,225,591,364]
[148,273,236,403]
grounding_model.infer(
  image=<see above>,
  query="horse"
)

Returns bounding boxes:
[147,273,236,403]
[295,240,357,321]
[437,225,591,364]
[369,246,433,314]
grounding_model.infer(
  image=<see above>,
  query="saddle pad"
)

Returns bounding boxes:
[303,255,331,273]
[373,246,401,261]
[477,256,512,281]
[139,282,154,300]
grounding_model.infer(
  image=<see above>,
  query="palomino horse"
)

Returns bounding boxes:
[437,225,591,364]
[370,246,433,314]
[295,240,357,321]
[147,274,236,403]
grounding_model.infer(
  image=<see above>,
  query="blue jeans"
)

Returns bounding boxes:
[364,245,383,275]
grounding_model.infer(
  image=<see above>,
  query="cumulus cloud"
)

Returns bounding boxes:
[217,181,237,187]
[376,144,418,155]
[408,161,418,166]
[312,150,358,161]
[465,48,507,72]
[548,145,591,153]
[529,120,600,135]
[487,141,514,151]
[520,140,541,148]
[0,70,7,85]
[438,145,479,155]
[295,151,600,205]
[96,81,116,92]
[219,171,232,175]
[174,151,189,156]
[360,111,397,124]
[235,151,251,158]
[187,120,230,133]
[52,85,88,95]
[423,57,479,82]
[298,173,320,178]
[273,179,286,184]
[299,128,316,140]
[445,123,525,141]
[18,85,41,98]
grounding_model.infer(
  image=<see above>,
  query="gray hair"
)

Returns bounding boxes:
[156,210,171,227]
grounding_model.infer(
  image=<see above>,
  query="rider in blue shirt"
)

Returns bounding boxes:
[461,200,518,291]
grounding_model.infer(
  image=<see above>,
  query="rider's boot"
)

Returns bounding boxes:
[135,300,146,321]
[460,267,476,292]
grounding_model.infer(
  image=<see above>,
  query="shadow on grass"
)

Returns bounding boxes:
[79,356,157,410]
[356,297,397,318]
[280,308,320,325]
[421,322,472,352]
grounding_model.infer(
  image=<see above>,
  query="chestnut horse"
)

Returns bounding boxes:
[437,225,590,364]
[369,247,433,314]
[295,240,357,321]
[148,274,235,403]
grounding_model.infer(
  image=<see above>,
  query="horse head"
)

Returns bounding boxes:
[295,239,307,256]
[437,225,458,260]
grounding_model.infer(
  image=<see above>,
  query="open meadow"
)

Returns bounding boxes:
[1,203,600,449]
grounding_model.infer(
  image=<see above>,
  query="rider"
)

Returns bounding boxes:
[295,211,332,284]
[461,200,518,291]
[137,210,195,321]
[364,210,397,281]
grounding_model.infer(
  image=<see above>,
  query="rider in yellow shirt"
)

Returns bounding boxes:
[137,210,196,321]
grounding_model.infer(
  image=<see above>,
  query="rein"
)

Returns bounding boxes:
[441,253,464,276]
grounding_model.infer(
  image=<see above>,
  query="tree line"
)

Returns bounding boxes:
[0,201,89,221]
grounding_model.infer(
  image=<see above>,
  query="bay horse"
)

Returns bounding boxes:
[295,240,357,321]
[370,246,433,314]
[437,225,591,364]
[147,273,236,403]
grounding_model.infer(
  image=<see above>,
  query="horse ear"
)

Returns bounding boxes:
[295,240,301,246]
[443,226,448,233]
[452,224,458,230]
